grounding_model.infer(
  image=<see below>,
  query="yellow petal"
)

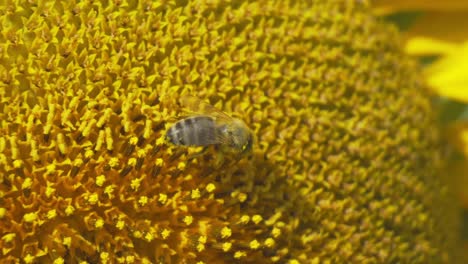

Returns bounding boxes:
[424,42,468,102]
[405,37,459,55]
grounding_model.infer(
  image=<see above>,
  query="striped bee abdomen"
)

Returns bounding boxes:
[166,116,218,146]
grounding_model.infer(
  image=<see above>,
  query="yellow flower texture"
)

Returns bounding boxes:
[0,0,462,263]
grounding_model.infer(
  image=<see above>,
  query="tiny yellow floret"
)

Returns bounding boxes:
[45,185,55,198]
[239,215,250,224]
[87,193,99,205]
[2,233,16,242]
[116,220,125,230]
[197,243,205,252]
[155,158,164,166]
[65,205,75,216]
[0,208,6,218]
[131,178,142,190]
[13,159,23,168]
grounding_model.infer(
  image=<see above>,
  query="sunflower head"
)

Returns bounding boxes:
[0,0,461,263]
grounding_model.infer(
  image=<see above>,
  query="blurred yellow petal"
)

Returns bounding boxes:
[373,0,468,14]
[424,42,468,102]
[405,37,458,55]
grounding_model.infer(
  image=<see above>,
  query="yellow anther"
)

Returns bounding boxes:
[206,183,216,193]
[53,257,64,264]
[13,159,23,168]
[2,233,16,242]
[264,238,275,247]
[133,230,143,238]
[126,256,135,263]
[95,219,104,229]
[116,220,125,230]
[138,196,148,206]
[177,161,186,170]
[65,205,75,216]
[0,208,6,218]
[24,254,35,264]
[239,215,250,224]
[63,237,72,247]
[234,251,246,259]
[130,178,142,190]
[100,252,109,261]
[158,193,168,204]
[161,228,171,239]
[272,227,281,238]
[46,164,56,174]
[73,158,84,167]
[108,157,119,168]
[191,189,201,199]
[128,157,137,166]
[87,193,99,205]
[222,242,232,252]
[104,185,115,198]
[197,243,205,252]
[252,214,263,224]
[95,175,106,187]
[238,192,247,202]
[21,178,33,189]
[155,158,164,166]
[198,235,207,244]
[221,226,232,238]
[129,136,139,145]
[145,232,155,242]
[24,212,38,223]
[249,239,260,249]
[183,215,193,225]
[45,185,55,198]
[84,149,94,158]
[47,209,57,219]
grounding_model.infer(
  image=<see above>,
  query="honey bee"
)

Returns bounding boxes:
[166,95,254,155]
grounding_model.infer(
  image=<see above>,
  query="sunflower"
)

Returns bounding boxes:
[0,0,463,263]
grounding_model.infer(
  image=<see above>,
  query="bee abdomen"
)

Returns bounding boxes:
[167,116,218,146]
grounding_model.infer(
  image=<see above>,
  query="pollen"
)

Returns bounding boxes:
[234,251,246,259]
[63,237,72,247]
[272,227,281,238]
[264,238,275,247]
[87,193,99,205]
[130,178,142,191]
[239,215,250,224]
[0,208,6,219]
[95,219,104,229]
[53,258,64,264]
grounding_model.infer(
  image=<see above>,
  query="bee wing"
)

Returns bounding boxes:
[179,95,234,125]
